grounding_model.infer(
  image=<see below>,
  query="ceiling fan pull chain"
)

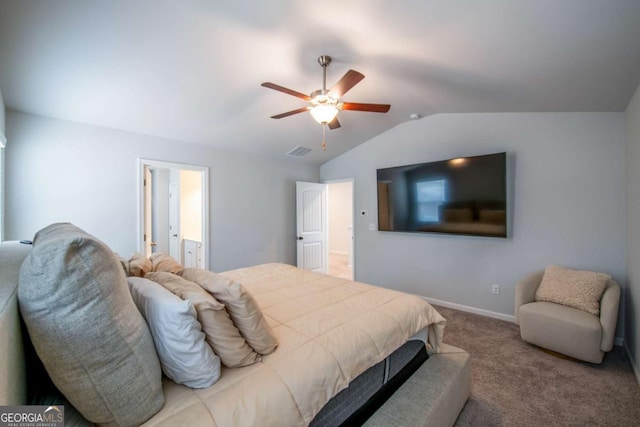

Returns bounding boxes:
[322,126,327,151]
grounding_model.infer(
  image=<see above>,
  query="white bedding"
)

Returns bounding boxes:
[143,263,446,427]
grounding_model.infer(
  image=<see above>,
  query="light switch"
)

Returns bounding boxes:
[369,223,376,231]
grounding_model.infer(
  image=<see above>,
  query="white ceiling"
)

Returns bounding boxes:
[1,0,640,165]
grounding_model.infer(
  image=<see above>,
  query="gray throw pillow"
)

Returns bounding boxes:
[18,223,164,426]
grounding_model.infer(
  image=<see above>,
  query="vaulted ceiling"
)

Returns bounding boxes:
[1,0,640,164]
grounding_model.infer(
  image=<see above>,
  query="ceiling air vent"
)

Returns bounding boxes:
[286,145,312,157]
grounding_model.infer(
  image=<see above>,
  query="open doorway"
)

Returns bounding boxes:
[138,159,209,269]
[326,180,354,280]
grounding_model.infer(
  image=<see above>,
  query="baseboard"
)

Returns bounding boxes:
[424,297,627,353]
[624,342,640,386]
[422,297,516,323]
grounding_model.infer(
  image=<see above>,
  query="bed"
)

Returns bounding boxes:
[142,263,448,426]
[5,225,468,427]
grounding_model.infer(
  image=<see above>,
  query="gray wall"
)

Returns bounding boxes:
[5,111,319,271]
[321,113,626,330]
[625,84,640,381]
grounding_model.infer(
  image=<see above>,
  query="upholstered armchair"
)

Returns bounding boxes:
[514,267,620,364]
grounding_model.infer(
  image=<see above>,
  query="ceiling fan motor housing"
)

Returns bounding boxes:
[317,55,332,67]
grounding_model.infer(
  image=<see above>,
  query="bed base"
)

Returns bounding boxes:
[364,344,471,427]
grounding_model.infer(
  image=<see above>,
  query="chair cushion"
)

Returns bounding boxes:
[18,223,164,425]
[535,265,609,316]
[519,301,603,363]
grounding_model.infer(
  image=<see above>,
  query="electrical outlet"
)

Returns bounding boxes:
[492,284,500,295]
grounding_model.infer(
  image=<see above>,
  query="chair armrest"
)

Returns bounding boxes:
[514,271,544,324]
[599,280,620,352]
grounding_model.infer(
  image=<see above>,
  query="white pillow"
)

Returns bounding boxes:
[128,277,221,388]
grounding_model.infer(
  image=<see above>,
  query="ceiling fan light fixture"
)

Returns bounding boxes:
[262,54,389,133]
[310,104,339,124]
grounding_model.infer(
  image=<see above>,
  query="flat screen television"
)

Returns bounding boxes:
[376,152,507,238]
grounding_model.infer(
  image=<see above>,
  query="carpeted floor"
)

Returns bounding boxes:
[328,252,353,281]
[433,305,640,426]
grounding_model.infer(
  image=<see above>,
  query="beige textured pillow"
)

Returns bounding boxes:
[535,265,610,316]
[145,271,261,368]
[150,252,184,274]
[181,268,278,355]
[129,252,152,277]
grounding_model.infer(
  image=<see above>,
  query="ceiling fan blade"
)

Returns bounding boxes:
[261,82,311,101]
[328,70,364,98]
[270,107,310,119]
[340,102,391,113]
[327,117,341,130]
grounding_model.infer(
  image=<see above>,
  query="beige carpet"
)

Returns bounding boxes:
[434,305,640,426]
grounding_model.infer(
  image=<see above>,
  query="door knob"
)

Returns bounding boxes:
[150,242,158,247]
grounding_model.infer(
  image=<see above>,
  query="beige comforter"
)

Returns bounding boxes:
[143,263,446,427]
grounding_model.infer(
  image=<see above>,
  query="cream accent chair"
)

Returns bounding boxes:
[514,271,620,364]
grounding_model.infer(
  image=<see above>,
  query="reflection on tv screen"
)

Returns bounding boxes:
[377,152,507,238]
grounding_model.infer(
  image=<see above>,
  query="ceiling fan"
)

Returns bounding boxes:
[261,55,390,146]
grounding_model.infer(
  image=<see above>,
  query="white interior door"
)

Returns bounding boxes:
[296,181,327,273]
[143,166,153,256]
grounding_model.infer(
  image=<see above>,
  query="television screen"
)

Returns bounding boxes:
[376,152,507,237]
